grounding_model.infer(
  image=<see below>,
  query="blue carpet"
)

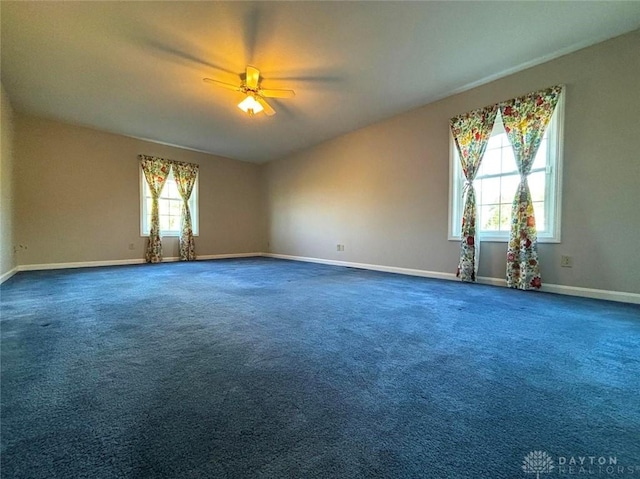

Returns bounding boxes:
[1,257,639,478]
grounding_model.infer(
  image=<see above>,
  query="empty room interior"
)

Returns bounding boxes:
[1,2,639,478]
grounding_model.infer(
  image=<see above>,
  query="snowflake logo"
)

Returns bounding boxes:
[522,450,555,479]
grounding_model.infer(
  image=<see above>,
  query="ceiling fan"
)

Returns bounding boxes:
[203,65,295,117]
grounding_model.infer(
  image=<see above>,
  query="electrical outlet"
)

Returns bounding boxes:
[336,244,345,252]
[560,255,573,268]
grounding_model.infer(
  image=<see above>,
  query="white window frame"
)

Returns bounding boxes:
[448,90,564,243]
[140,167,199,237]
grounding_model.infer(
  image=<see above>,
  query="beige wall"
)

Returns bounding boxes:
[14,115,266,266]
[265,30,640,294]
[1,85,17,277]
[6,31,640,295]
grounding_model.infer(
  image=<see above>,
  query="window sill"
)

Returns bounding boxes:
[140,233,200,238]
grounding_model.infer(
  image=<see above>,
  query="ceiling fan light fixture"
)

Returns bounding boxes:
[238,94,264,116]
[205,66,291,117]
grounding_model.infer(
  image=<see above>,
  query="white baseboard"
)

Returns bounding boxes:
[264,253,640,305]
[477,276,507,287]
[265,253,458,281]
[7,252,639,304]
[14,253,264,273]
[0,266,18,284]
[17,258,145,272]
[196,253,264,261]
[541,283,640,304]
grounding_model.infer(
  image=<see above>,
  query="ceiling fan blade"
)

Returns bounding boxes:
[256,96,275,116]
[260,88,295,98]
[203,78,241,92]
[246,65,260,89]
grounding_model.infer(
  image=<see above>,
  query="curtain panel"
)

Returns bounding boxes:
[172,161,199,261]
[139,155,172,263]
[450,105,498,282]
[500,85,562,290]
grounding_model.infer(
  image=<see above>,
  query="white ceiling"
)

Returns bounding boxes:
[2,2,639,163]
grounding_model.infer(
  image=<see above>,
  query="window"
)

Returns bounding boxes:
[140,168,198,236]
[449,93,563,242]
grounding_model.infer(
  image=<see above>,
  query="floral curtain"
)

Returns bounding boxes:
[450,105,498,282]
[140,155,172,263]
[172,161,199,261]
[501,85,562,290]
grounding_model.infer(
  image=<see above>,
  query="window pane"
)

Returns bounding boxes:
[168,182,179,199]
[532,139,547,170]
[169,200,182,216]
[479,148,501,176]
[480,204,500,231]
[161,183,171,199]
[529,171,546,202]
[142,169,197,236]
[487,132,504,150]
[479,177,500,205]
[533,202,546,231]
[499,204,512,231]
[160,216,170,231]
[501,146,517,175]
[500,174,520,203]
